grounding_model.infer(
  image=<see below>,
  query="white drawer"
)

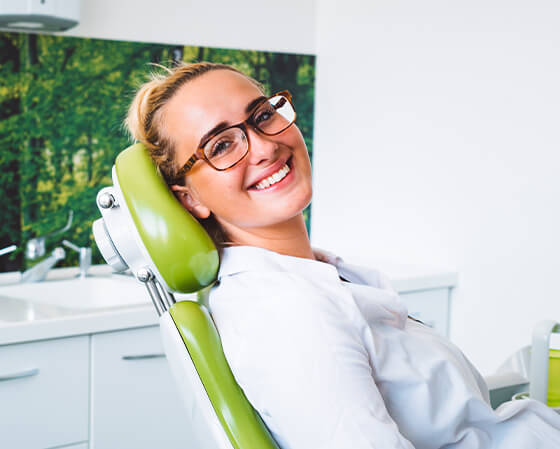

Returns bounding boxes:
[399,288,450,337]
[0,336,89,449]
[91,326,191,449]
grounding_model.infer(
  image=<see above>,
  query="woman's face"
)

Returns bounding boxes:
[166,69,312,235]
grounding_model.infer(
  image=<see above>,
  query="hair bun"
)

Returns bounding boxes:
[124,79,162,148]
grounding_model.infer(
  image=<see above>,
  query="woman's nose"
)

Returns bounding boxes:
[246,127,280,165]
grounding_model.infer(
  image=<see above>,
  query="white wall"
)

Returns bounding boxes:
[62,0,560,374]
[311,0,560,374]
[64,0,315,54]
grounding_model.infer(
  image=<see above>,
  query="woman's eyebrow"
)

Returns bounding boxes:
[245,95,266,113]
[198,121,229,148]
[197,96,267,148]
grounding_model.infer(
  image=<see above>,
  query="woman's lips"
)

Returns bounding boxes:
[248,156,294,191]
[247,156,291,189]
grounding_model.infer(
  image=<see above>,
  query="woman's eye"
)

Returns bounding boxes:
[210,140,232,158]
[255,109,274,125]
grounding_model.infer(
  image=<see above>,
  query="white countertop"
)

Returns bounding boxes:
[0,266,159,346]
[0,263,458,346]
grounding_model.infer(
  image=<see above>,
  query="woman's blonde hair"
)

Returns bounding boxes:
[124,61,263,247]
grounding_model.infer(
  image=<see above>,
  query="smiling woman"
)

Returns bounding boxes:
[123,61,560,449]
[125,62,313,257]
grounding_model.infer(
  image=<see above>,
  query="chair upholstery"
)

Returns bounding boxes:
[94,143,279,449]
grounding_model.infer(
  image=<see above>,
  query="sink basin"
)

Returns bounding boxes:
[0,276,151,312]
[0,296,77,322]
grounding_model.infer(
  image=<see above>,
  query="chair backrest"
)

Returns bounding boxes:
[93,143,279,449]
[530,320,560,407]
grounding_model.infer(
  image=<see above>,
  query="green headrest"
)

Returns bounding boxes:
[115,143,219,293]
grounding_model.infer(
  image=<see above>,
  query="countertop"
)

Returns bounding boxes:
[0,266,161,346]
[0,262,458,346]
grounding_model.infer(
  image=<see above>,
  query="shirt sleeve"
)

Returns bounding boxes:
[210,270,416,449]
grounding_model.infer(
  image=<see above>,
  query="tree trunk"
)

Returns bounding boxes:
[21,33,43,226]
[0,34,23,271]
[87,134,93,184]
[197,46,205,62]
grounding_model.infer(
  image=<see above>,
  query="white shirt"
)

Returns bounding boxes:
[208,246,560,449]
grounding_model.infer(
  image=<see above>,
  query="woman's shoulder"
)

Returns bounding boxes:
[210,268,326,315]
[215,245,341,297]
[313,247,397,293]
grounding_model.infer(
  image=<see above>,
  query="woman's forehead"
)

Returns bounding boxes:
[164,70,262,152]
[178,70,261,116]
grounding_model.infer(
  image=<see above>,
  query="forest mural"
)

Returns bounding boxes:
[0,32,315,272]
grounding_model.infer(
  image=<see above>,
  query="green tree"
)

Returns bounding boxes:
[0,33,315,272]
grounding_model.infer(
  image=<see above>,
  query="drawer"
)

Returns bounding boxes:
[399,288,450,337]
[0,336,89,449]
[91,326,191,449]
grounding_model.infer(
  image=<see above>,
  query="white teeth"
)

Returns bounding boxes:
[254,163,290,190]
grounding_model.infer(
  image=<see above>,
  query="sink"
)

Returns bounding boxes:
[0,276,151,312]
[0,296,77,322]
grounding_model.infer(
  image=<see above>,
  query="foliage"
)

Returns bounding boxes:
[0,33,315,272]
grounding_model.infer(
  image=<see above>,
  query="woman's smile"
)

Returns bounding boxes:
[162,68,312,239]
[247,156,294,192]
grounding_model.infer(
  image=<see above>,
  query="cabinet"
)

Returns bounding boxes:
[399,288,451,337]
[0,336,89,449]
[91,326,191,449]
[1,326,192,449]
[0,278,455,448]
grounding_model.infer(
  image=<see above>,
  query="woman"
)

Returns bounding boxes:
[125,62,560,449]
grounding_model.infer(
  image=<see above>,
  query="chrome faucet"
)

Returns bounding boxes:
[62,240,92,278]
[0,245,17,257]
[20,247,66,283]
[25,211,73,261]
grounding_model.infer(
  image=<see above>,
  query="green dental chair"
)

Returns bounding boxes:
[93,144,559,448]
[92,143,280,449]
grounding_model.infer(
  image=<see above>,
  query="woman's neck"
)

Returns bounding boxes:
[218,213,315,260]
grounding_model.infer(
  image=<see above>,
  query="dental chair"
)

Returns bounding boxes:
[92,143,279,449]
[92,144,559,449]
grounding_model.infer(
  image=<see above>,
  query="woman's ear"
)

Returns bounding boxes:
[169,184,211,219]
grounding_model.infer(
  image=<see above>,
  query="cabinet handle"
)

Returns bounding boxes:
[122,353,166,361]
[0,368,40,382]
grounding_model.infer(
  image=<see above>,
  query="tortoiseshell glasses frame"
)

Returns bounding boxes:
[173,90,296,181]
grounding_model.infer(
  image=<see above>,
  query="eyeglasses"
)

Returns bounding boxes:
[174,90,296,179]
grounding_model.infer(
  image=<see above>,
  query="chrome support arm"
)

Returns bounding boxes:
[136,267,175,316]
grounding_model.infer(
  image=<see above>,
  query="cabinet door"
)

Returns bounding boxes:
[0,336,88,449]
[399,288,450,337]
[91,326,191,449]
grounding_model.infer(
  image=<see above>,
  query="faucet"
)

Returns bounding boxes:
[62,240,92,279]
[20,247,66,283]
[0,245,17,257]
[25,210,73,261]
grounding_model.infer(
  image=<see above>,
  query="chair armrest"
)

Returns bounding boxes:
[484,372,529,409]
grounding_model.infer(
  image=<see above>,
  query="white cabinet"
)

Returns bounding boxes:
[0,336,89,449]
[400,288,451,337]
[91,326,191,449]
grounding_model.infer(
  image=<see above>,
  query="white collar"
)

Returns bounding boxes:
[218,245,340,281]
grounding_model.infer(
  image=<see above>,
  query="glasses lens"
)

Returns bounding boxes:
[203,127,248,170]
[253,94,295,135]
